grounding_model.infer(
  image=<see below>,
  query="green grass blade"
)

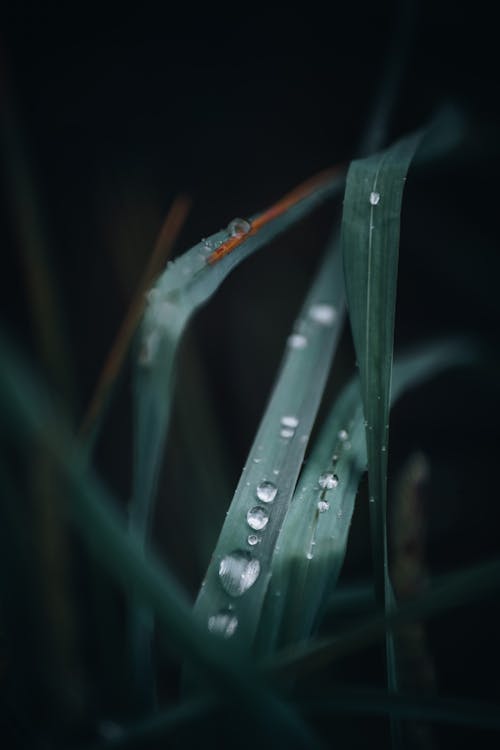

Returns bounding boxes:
[256,339,472,656]
[189,238,345,656]
[341,127,425,601]
[0,335,327,749]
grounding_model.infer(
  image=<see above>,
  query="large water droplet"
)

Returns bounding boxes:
[309,304,337,325]
[281,415,299,429]
[247,534,260,546]
[317,500,330,513]
[218,551,260,597]
[208,609,239,638]
[287,333,308,349]
[227,218,251,237]
[247,506,269,531]
[256,481,277,503]
[369,191,380,205]
[318,472,339,489]
[338,429,349,441]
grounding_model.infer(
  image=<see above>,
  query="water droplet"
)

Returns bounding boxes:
[369,191,380,205]
[253,457,262,464]
[318,472,339,490]
[256,481,277,503]
[218,552,260,597]
[247,534,260,546]
[318,500,330,512]
[227,217,251,237]
[272,468,280,476]
[287,333,308,349]
[309,303,337,325]
[280,427,295,439]
[247,506,269,531]
[208,609,239,638]
[369,496,375,504]
[300,434,309,444]
[281,415,299,429]
[332,453,339,463]
[338,429,349,441]
[381,445,387,452]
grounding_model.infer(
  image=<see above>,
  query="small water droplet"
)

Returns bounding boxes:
[281,415,299,429]
[253,457,262,464]
[227,217,251,237]
[280,427,295,439]
[369,191,380,205]
[381,445,387,452]
[309,303,337,325]
[306,551,314,560]
[287,333,308,349]
[318,472,339,490]
[332,453,339,463]
[208,609,239,638]
[272,468,280,476]
[218,551,260,597]
[338,429,349,441]
[247,534,260,546]
[247,506,269,531]
[369,496,375,504]
[256,481,277,503]
[318,500,330,512]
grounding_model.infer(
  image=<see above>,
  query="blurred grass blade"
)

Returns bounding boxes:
[189,239,345,656]
[256,340,473,656]
[0,335,326,749]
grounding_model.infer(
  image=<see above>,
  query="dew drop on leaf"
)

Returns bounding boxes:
[227,217,251,237]
[318,472,339,489]
[218,552,260,597]
[369,191,380,205]
[308,303,337,325]
[208,610,239,637]
[247,506,269,531]
[287,333,308,349]
[256,481,277,503]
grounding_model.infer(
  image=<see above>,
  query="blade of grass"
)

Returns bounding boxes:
[0,334,326,749]
[189,238,345,657]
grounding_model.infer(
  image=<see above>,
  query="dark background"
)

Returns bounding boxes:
[1,2,499,748]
